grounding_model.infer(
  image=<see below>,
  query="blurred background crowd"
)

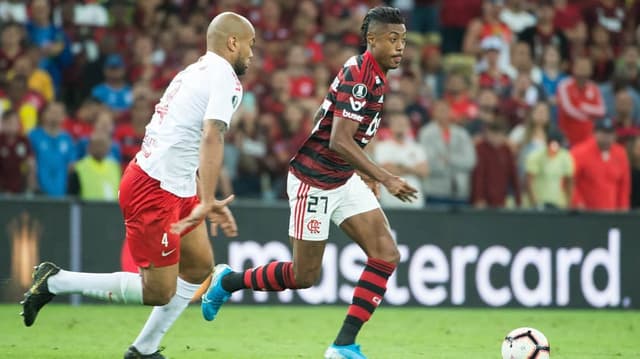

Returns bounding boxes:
[1,0,639,212]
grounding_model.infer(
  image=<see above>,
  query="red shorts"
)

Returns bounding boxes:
[119,161,200,268]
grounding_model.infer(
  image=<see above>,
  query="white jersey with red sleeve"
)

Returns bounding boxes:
[136,51,243,197]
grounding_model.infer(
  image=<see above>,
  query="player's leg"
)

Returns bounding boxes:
[128,221,212,356]
[325,175,399,359]
[22,166,184,327]
[201,172,331,321]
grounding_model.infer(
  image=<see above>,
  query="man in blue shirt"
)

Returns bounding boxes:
[91,54,133,113]
[25,0,72,96]
[28,102,75,197]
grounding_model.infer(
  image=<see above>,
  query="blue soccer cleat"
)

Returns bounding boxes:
[324,344,368,359]
[201,264,233,321]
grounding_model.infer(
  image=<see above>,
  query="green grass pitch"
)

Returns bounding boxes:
[1,304,638,358]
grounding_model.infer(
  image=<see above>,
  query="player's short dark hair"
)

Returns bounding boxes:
[360,7,405,43]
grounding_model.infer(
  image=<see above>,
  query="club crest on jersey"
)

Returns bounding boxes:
[352,83,368,99]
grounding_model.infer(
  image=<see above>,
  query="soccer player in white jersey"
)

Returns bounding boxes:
[21,12,255,359]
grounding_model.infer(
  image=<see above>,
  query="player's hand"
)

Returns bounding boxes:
[382,175,418,202]
[170,195,235,235]
[208,205,238,237]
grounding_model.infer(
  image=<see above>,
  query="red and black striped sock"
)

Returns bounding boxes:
[334,257,396,346]
[221,262,297,292]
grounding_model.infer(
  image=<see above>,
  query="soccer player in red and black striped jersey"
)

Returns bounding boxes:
[199,7,417,359]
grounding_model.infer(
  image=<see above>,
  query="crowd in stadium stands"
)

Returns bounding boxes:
[0,0,639,212]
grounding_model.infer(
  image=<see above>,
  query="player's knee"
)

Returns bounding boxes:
[180,266,212,284]
[142,288,175,306]
[293,268,321,289]
[371,238,401,264]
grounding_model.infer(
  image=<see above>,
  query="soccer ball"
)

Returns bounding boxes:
[501,327,550,359]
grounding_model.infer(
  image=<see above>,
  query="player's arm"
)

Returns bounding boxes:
[171,119,237,236]
[329,116,417,202]
[198,119,228,205]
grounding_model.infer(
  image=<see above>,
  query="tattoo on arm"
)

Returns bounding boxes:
[212,119,228,140]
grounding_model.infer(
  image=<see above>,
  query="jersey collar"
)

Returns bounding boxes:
[364,50,387,84]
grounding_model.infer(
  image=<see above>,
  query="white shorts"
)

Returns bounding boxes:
[287,171,380,241]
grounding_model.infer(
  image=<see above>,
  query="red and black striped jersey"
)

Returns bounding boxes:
[290,51,388,190]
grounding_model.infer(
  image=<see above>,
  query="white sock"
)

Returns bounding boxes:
[48,269,143,304]
[132,277,201,354]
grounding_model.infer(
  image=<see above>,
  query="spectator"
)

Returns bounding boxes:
[10,49,54,102]
[500,0,537,35]
[540,45,568,109]
[464,0,513,68]
[618,45,640,93]
[472,120,521,208]
[444,71,478,124]
[506,41,542,84]
[553,0,583,31]
[628,136,640,209]
[500,72,543,129]
[398,74,429,130]
[230,107,270,198]
[28,102,75,197]
[0,74,46,134]
[439,0,482,54]
[565,20,589,62]
[76,109,121,162]
[374,112,428,209]
[613,90,640,146]
[25,0,73,95]
[285,45,314,99]
[420,45,445,100]
[114,99,152,168]
[0,22,25,75]
[589,25,615,84]
[466,89,499,141]
[519,2,570,64]
[63,97,102,140]
[582,0,626,53]
[68,133,121,201]
[571,118,630,211]
[419,101,476,206]
[91,54,133,113]
[0,110,34,193]
[525,131,574,209]
[509,102,551,180]
[557,57,605,146]
[270,104,311,197]
[477,36,511,98]
[410,0,440,34]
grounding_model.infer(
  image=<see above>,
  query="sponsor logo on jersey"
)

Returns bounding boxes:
[352,83,368,99]
[349,97,366,112]
[341,109,364,122]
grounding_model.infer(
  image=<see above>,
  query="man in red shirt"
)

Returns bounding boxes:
[557,57,605,145]
[571,118,630,211]
[472,120,520,208]
[0,110,34,193]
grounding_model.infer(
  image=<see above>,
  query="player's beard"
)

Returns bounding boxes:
[233,56,247,76]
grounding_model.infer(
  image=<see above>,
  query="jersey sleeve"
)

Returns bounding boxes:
[203,71,237,125]
[333,68,373,123]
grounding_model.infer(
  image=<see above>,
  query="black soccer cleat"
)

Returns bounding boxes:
[21,261,60,327]
[123,346,166,359]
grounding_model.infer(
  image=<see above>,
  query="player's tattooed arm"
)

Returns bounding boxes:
[212,119,228,140]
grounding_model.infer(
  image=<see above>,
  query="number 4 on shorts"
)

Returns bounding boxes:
[161,233,169,247]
